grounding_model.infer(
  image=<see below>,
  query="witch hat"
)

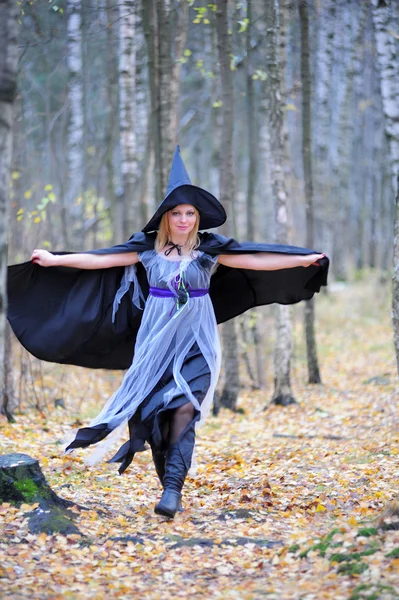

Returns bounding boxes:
[142,146,226,232]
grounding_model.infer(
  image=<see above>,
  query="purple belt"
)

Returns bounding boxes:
[149,287,209,298]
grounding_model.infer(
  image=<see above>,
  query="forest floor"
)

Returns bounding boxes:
[1,273,399,600]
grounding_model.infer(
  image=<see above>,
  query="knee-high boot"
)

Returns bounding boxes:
[154,420,196,518]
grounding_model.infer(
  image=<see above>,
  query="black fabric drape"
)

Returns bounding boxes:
[7,232,329,369]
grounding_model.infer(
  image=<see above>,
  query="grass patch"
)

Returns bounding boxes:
[299,528,341,558]
[349,583,399,600]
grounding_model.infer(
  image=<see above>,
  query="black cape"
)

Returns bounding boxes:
[7,232,329,370]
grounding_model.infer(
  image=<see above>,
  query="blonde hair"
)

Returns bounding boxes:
[155,207,200,254]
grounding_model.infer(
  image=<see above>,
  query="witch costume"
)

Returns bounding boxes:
[7,146,329,518]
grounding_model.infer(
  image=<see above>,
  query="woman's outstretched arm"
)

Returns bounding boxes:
[31,249,139,269]
[217,252,325,271]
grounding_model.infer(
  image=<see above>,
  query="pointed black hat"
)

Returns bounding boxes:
[142,145,226,232]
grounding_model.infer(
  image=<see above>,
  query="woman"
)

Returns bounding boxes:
[8,147,327,518]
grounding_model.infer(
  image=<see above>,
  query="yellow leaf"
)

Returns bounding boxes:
[44,184,53,191]
[24,190,32,199]
[348,516,358,527]
[34,217,41,223]
[316,503,327,512]
[12,171,21,180]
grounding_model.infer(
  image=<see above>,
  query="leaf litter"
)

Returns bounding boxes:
[1,276,398,599]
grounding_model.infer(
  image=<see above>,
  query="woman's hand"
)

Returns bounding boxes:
[31,249,58,267]
[300,253,325,268]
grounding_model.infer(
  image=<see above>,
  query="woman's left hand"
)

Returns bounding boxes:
[301,253,326,267]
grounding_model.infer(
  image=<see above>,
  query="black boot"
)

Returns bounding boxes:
[154,420,195,519]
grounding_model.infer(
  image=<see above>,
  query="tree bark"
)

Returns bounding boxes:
[216,0,241,411]
[0,0,18,417]
[119,0,138,238]
[105,0,120,245]
[393,174,399,376]
[372,0,399,196]
[245,0,264,390]
[66,0,84,248]
[143,0,186,202]
[264,0,295,406]
[1,323,15,422]
[299,0,321,384]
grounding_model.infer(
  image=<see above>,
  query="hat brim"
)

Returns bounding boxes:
[142,185,226,232]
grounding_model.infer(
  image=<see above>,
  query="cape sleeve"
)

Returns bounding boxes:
[7,233,154,369]
[198,232,329,324]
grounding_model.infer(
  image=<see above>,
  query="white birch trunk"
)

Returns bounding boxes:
[373,2,399,375]
[0,0,18,415]
[119,0,138,237]
[372,0,399,195]
[312,0,336,256]
[264,0,295,406]
[67,0,84,247]
[393,175,399,375]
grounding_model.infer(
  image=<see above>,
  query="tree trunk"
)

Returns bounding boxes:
[0,453,80,534]
[105,0,120,245]
[66,0,84,248]
[264,0,295,406]
[216,0,240,412]
[143,0,185,201]
[299,0,321,384]
[245,0,264,390]
[1,323,15,422]
[0,0,18,417]
[393,174,399,375]
[372,0,399,196]
[119,0,138,238]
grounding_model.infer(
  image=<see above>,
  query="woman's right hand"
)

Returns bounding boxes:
[31,249,57,267]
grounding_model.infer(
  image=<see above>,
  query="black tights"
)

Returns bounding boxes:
[169,402,195,444]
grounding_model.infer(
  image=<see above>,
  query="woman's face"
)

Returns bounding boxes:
[167,204,197,237]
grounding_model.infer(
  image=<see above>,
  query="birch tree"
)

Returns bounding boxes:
[119,0,138,239]
[245,0,264,389]
[66,0,84,248]
[0,0,18,416]
[372,0,399,194]
[143,0,187,202]
[264,0,295,406]
[372,0,399,374]
[105,0,120,244]
[216,0,241,410]
[299,0,321,384]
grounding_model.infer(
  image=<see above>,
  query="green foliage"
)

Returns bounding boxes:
[16,184,57,225]
[252,70,267,81]
[337,562,368,576]
[357,527,378,537]
[192,5,214,25]
[237,19,249,33]
[299,528,341,557]
[349,584,399,600]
